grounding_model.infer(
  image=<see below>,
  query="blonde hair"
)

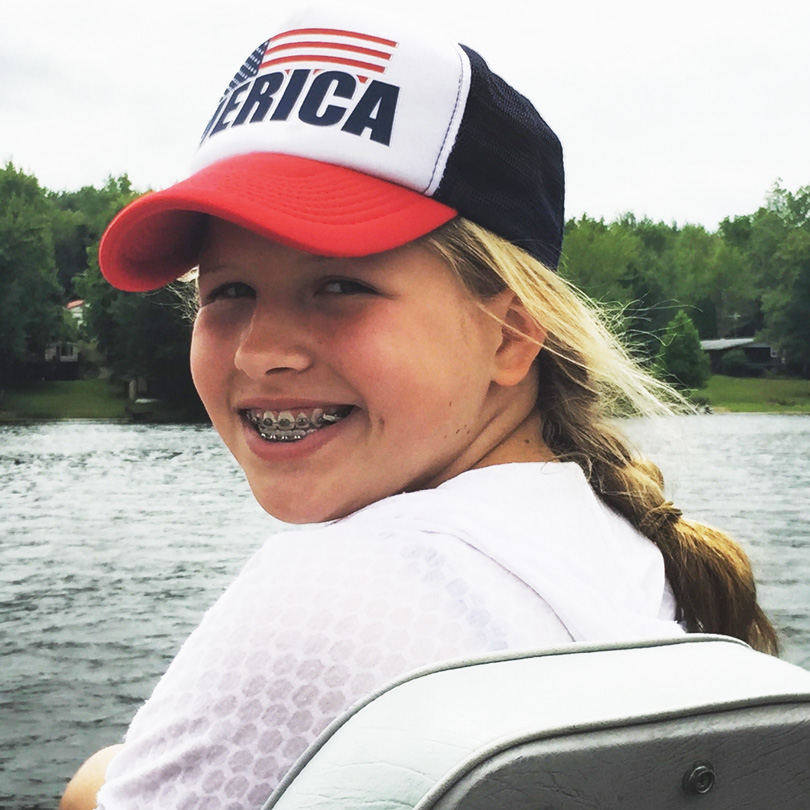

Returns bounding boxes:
[421,217,778,654]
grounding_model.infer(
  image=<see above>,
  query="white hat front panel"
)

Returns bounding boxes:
[192,5,472,195]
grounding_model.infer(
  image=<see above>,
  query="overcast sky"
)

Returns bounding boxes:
[2,0,808,230]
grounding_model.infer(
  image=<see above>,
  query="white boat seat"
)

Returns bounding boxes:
[261,635,810,809]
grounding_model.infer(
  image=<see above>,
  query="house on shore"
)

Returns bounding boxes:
[700,337,780,374]
[43,300,85,380]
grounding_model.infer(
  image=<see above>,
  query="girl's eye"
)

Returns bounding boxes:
[203,281,255,303]
[319,279,375,296]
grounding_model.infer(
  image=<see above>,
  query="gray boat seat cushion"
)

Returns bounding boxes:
[261,635,810,809]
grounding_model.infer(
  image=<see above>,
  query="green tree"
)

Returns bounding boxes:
[0,163,66,383]
[74,182,203,414]
[561,215,643,304]
[103,281,200,406]
[656,310,710,389]
[77,263,202,412]
[50,205,90,297]
[619,217,684,358]
[750,184,810,377]
[49,175,136,298]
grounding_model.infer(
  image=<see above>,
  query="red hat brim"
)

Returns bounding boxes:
[99,153,457,292]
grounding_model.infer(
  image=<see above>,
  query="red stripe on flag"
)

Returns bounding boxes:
[264,40,393,61]
[260,54,387,73]
[268,27,398,49]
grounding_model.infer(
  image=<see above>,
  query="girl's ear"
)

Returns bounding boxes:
[485,290,547,387]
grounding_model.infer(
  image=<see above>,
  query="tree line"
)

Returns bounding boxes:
[560,190,810,379]
[0,163,200,410]
[1,160,808,409]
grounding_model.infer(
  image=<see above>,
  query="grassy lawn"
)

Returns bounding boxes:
[698,375,810,413]
[0,379,129,420]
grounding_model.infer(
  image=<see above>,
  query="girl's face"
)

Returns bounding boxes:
[191,219,535,523]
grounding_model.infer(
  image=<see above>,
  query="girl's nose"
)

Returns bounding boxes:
[234,305,315,379]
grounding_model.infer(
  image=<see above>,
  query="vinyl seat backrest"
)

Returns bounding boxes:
[261,636,810,810]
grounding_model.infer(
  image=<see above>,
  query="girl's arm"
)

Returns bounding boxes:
[60,745,124,810]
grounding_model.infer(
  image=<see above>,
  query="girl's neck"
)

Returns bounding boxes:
[470,407,556,471]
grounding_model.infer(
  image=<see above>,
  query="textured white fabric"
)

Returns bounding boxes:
[97,461,681,809]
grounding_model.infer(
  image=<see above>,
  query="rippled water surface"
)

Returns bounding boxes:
[2,416,809,809]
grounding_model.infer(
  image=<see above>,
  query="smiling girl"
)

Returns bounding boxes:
[62,5,776,809]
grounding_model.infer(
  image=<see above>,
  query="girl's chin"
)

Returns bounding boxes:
[250,486,358,525]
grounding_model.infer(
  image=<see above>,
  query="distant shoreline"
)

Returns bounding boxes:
[708,408,810,415]
[696,375,810,414]
[0,380,203,423]
[2,376,810,423]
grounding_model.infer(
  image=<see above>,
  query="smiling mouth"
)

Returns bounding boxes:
[242,406,353,442]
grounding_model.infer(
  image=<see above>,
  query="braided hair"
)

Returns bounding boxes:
[422,217,778,654]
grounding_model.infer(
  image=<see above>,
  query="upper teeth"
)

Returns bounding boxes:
[277,411,295,430]
[246,406,350,432]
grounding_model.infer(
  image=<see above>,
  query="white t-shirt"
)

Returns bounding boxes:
[97,462,682,809]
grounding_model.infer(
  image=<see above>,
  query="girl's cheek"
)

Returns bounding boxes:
[190,313,214,362]
[190,312,235,394]
[192,304,251,354]
[189,333,211,397]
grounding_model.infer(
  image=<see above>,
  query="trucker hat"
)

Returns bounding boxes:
[99,4,564,292]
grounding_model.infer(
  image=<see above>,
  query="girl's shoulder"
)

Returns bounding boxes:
[346,461,588,531]
[255,462,602,569]
[302,462,599,558]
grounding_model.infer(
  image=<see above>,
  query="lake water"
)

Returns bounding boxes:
[2,415,809,809]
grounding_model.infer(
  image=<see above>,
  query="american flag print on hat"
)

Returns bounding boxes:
[260,27,398,78]
[218,26,397,107]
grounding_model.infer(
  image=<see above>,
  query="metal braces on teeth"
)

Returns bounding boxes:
[245,407,351,442]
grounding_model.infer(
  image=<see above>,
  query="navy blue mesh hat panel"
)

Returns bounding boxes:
[434,46,565,268]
